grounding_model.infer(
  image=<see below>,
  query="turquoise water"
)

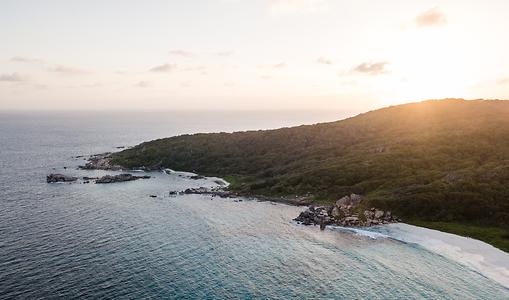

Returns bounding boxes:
[1,112,508,299]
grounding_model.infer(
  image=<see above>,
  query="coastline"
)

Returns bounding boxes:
[199,190,509,289]
[406,220,509,254]
[69,154,509,289]
[377,223,509,289]
[78,152,509,254]
[167,173,509,289]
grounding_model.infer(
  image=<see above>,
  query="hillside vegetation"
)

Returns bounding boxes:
[111,99,509,246]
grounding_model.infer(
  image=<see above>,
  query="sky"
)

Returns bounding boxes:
[1,0,508,111]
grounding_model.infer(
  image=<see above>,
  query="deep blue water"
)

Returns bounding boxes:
[1,111,508,299]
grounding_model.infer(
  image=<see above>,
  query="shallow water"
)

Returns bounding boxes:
[1,112,508,299]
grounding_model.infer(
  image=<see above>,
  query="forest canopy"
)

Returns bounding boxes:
[112,99,509,228]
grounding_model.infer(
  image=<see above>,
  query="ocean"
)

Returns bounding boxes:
[1,111,508,299]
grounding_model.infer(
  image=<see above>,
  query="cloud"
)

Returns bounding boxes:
[149,63,177,72]
[353,62,389,75]
[272,62,286,69]
[10,56,43,64]
[269,0,328,16]
[497,78,509,85]
[33,84,48,90]
[50,65,88,75]
[81,82,103,88]
[316,57,332,65]
[0,73,26,82]
[260,62,287,70]
[169,49,234,58]
[415,7,447,27]
[169,50,195,57]
[135,81,152,88]
[180,81,192,88]
[181,65,207,72]
[214,51,234,57]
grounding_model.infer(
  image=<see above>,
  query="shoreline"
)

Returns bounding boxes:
[379,223,509,289]
[181,187,314,206]
[79,153,509,254]
[171,187,399,228]
[180,185,509,289]
[65,155,509,289]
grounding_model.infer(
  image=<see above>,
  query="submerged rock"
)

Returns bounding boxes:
[47,174,78,183]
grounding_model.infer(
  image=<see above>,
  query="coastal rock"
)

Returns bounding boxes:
[182,186,314,206]
[344,216,359,222]
[182,187,240,199]
[320,221,326,230]
[335,194,363,208]
[95,174,151,184]
[374,209,385,219]
[47,174,78,183]
[343,216,360,226]
[335,196,349,207]
[364,210,374,219]
[331,206,341,218]
[184,187,210,194]
[294,194,398,229]
[79,153,123,171]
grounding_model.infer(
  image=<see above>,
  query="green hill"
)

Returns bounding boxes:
[111,99,509,251]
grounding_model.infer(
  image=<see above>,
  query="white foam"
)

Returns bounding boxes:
[329,225,390,240]
[380,223,509,289]
[162,169,230,187]
[207,177,230,187]
[162,169,197,177]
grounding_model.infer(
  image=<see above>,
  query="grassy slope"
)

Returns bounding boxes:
[111,99,509,251]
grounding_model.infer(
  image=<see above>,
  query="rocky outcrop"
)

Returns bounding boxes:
[181,187,313,205]
[95,174,150,184]
[47,174,78,183]
[183,187,234,198]
[335,194,362,208]
[294,194,399,229]
[79,153,124,171]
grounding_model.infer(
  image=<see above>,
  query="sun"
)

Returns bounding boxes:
[380,26,478,104]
